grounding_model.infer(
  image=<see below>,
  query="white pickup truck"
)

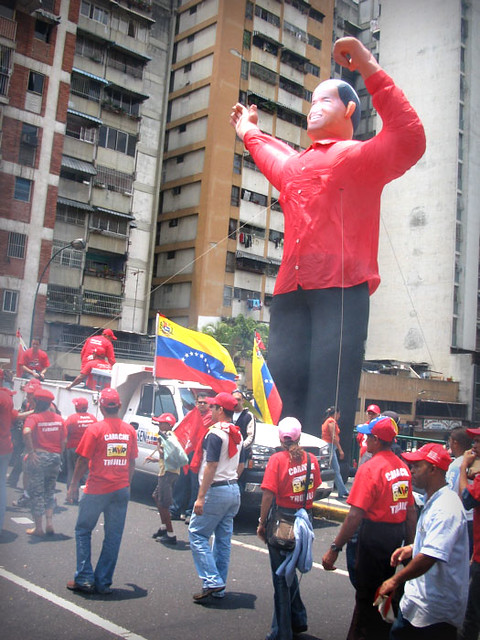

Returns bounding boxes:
[13,363,334,504]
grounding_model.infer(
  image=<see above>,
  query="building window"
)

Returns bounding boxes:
[172,186,181,196]
[104,88,141,117]
[250,62,277,85]
[75,34,105,63]
[307,34,322,50]
[14,177,32,202]
[228,218,237,239]
[225,252,235,273]
[98,125,137,156]
[189,4,197,14]
[3,290,18,313]
[176,155,184,164]
[19,123,38,166]
[71,73,102,102]
[7,232,26,258]
[94,165,134,194]
[178,123,187,133]
[241,59,249,80]
[305,62,320,77]
[309,7,325,22]
[56,205,85,226]
[231,185,240,207]
[241,188,268,207]
[46,284,82,314]
[233,153,242,174]
[167,251,175,260]
[0,45,13,97]
[254,5,280,27]
[34,19,53,43]
[168,218,178,227]
[28,71,45,95]
[223,285,233,307]
[51,240,84,268]
[245,1,253,20]
[108,49,144,79]
[66,115,97,143]
[243,30,251,49]
[83,290,122,317]
[284,21,307,43]
[80,0,109,26]
[90,212,128,235]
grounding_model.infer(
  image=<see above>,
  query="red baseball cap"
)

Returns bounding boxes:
[99,387,121,408]
[402,443,452,471]
[357,416,397,442]
[205,392,238,411]
[33,387,55,402]
[152,413,176,427]
[72,397,89,410]
[102,328,117,340]
[467,427,480,438]
[366,404,381,414]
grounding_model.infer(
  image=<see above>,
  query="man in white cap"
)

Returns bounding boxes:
[67,387,137,594]
[322,416,416,640]
[188,392,244,602]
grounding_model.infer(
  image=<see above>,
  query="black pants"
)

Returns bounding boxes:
[347,519,406,640]
[268,284,369,454]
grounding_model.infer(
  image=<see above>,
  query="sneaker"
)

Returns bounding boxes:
[152,528,167,539]
[66,580,95,594]
[159,535,177,546]
[193,586,225,601]
[13,495,30,508]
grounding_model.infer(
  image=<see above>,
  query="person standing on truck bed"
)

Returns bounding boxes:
[19,338,50,381]
[188,392,244,602]
[80,329,117,367]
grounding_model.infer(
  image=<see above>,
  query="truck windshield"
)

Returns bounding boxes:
[137,384,177,419]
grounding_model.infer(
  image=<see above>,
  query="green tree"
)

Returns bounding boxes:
[202,315,269,367]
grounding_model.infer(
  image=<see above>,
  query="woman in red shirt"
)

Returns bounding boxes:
[22,387,66,536]
[257,418,321,640]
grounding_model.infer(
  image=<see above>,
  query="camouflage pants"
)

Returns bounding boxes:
[25,451,61,517]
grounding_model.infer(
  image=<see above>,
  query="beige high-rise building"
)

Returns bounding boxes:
[151,0,334,330]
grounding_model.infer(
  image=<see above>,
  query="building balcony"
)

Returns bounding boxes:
[0,16,16,40]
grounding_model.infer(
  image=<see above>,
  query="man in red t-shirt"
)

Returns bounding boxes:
[66,348,112,391]
[64,397,96,490]
[459,427,480,640]
[80,329,116,367]
[66,388,138,595]
[0,370,18,534]
[20,339,50,380]
[322,416,416,640]
[22,387,66,537]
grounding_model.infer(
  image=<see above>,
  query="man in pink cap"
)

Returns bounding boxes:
[80,329,117,367]
[67,387,137,594]
[322,416,416,640]
[188,392,245,602]
[378,443,469,639]
[458,427,480,640]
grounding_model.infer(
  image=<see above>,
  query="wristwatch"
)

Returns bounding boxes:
[330,542,343,552]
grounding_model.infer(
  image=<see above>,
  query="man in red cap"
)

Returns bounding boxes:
[458,428,480,640]
[188,392,245,601]
[322,416,416,640]
[19,338,50,381]
[64,397,96,492]
[146,412,184,545]
[66,347,112,391]
[22,387,67,536]
[378,443,469,639]
[80,329,116,368]
[67,387,138,594]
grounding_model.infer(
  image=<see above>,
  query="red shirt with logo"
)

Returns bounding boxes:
[21,348,50,373]
[467,474,480,563]
[23,411,66,453]
[65,412,97,449]
[261,449,321,509]
[80,359,112,390]
[0,388,16,455]
[81,336,116,366]
[348,450,413,522]
[76,417,138,494]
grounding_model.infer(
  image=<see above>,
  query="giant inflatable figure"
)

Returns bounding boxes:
[230,37,426,452]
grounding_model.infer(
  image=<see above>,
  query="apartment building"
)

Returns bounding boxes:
[152,0,334,330]
[0,0,174,377]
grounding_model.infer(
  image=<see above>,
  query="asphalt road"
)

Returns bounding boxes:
[0,475,355,640]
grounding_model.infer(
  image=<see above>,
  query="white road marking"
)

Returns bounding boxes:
[0,567,149,640]
[231,539,350,577]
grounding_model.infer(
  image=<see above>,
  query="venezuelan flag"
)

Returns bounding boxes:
[155,315,237,393]
[252,338,282,425]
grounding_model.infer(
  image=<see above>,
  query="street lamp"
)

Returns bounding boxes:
[29,238,86,345]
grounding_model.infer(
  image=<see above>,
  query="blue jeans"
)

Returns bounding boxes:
[74,487,129,591]
[188,483,240,589]
[0,453,9,530]
[267,541,307,640]
[459,561,480,640]
[390,609,456,640]
[329,444,349,497]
